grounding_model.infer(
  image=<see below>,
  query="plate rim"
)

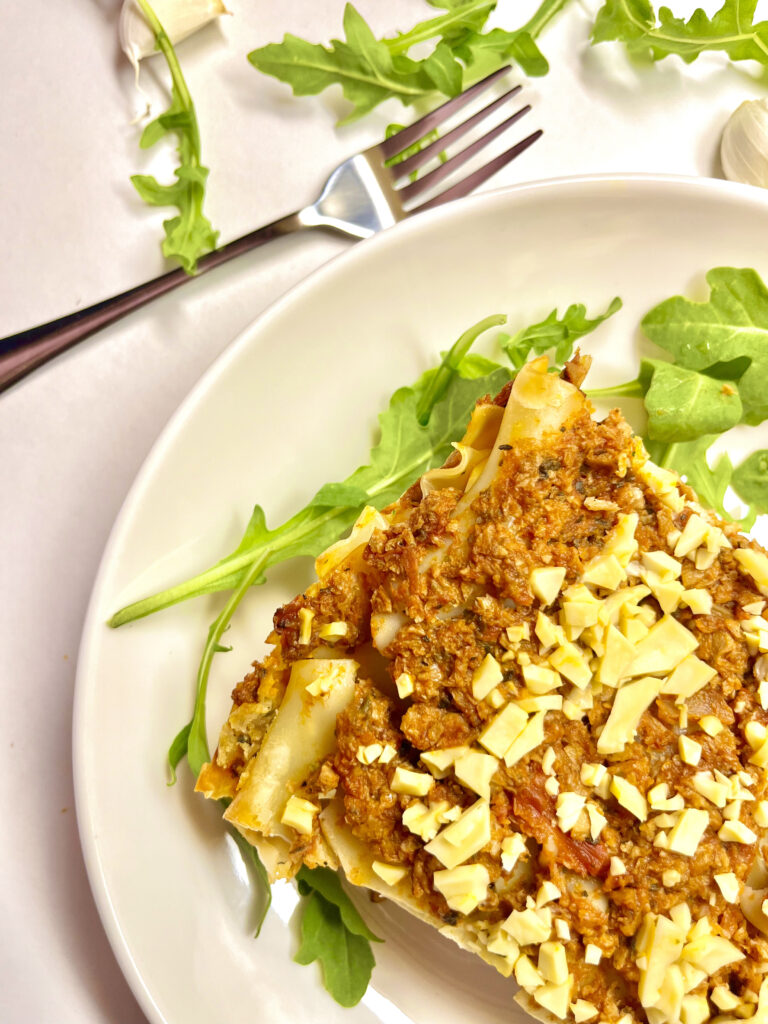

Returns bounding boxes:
[73,172,768,1024]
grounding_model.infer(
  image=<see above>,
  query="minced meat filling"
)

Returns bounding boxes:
[223,389,768,1024]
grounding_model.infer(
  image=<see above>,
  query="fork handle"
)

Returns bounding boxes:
[0,208,309,394]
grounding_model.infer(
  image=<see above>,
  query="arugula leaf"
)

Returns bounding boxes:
[642,359,743,442]
[732,450,768,514]
[646,436,756,529]
[229,822,272,937]
[701,357,753,382]
[130,0,218,273]
[647,436,731,515]
[588,378,645,400]
[387,0,496,54]
[342,4,393,78]
[448,352,506,379]
[296,866,381,942]
[390,0,567,77]
[681,443,739,522]
[592,0,768,67]
[384,123,447,182]
[301,366,507,506]
[167,721,191,785]
[500,296,622,370]
[164,573,274,930]
[456,28,549,77]
[294,866,379,1005]
[110,363,511,627]
[590,270,768,526]
[415,313,507,423]
[293,889,376,1007]
[454,0,572,78]
[248,0,569,123]
[423,40,464,95]
[247,5,434,124]
[641,267,768,425]
[185,553,270,778]
[593,358,743,442]
[110,297,632,630]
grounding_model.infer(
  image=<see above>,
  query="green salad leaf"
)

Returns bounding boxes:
[167,721,191,785]
[680,442,741,523]
[500,296,623,370]
[592,267,768,527]
[184,553,270,778]
[732,450,768,514]
[387,0,497,53]
[131,0,218,273]
[297,866,381,942]
[454,0,571,77]
[592,0,768,67]
[110,331,509,628]
[384,123,447,181]
[641,360,743,442]
[454,27,547,78]
[229,820,272,937]
[247,7,434,124]
[247,0,569,123]
[415,313,507,423]
[451,352,506,379]
[645,436,756,530]
[641,268,768,425]
[294,876,377,1006]
[249,0,768,130]
[646,436,729,516]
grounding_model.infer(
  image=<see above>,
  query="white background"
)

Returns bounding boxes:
[2,1,768,1021]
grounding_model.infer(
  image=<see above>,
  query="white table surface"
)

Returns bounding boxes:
[2,1,766,1021]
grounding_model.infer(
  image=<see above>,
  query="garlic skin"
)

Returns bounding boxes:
[721,98,768,189]
[120,0,230,66]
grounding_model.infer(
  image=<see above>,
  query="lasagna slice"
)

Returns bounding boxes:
[197,355,768,1024]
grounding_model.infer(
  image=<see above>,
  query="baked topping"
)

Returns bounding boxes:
[204,359,768,1024]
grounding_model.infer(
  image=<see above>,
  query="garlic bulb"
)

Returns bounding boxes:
[721,98,768,189]
[120,0,230,67]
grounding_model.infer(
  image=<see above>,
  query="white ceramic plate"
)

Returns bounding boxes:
[75,175,768,1024]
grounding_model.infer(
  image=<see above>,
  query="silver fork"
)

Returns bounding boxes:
[0,67,541,393]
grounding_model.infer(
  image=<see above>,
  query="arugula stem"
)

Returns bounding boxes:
[518,0,573,38]
[227,811,272,936]
[292,57,428,98]
[587,378,645,399]
[167,721,192,785]
[108,504,344,626]
[658,443,676,470]
[383,0,571,58]
[384,0,494,55]
[186,552,271,777]
[135,0,200,153]
[416,314,506,425]
[111,367,508,629]
[131,0,218,271]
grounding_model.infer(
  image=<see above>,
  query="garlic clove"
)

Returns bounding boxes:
[721,98,768,189]
[120,0,230,67]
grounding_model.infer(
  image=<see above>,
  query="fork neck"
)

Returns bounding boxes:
[0,208,314,393]
[196,209,312,271]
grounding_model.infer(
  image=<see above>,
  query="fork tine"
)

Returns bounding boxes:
[376,66,512,160]
[398,104,533,205]
[412,129,544,214]
[391,85,522,183]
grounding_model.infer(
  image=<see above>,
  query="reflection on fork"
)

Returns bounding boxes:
[312,67,540,236]
[0,66,541,393]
